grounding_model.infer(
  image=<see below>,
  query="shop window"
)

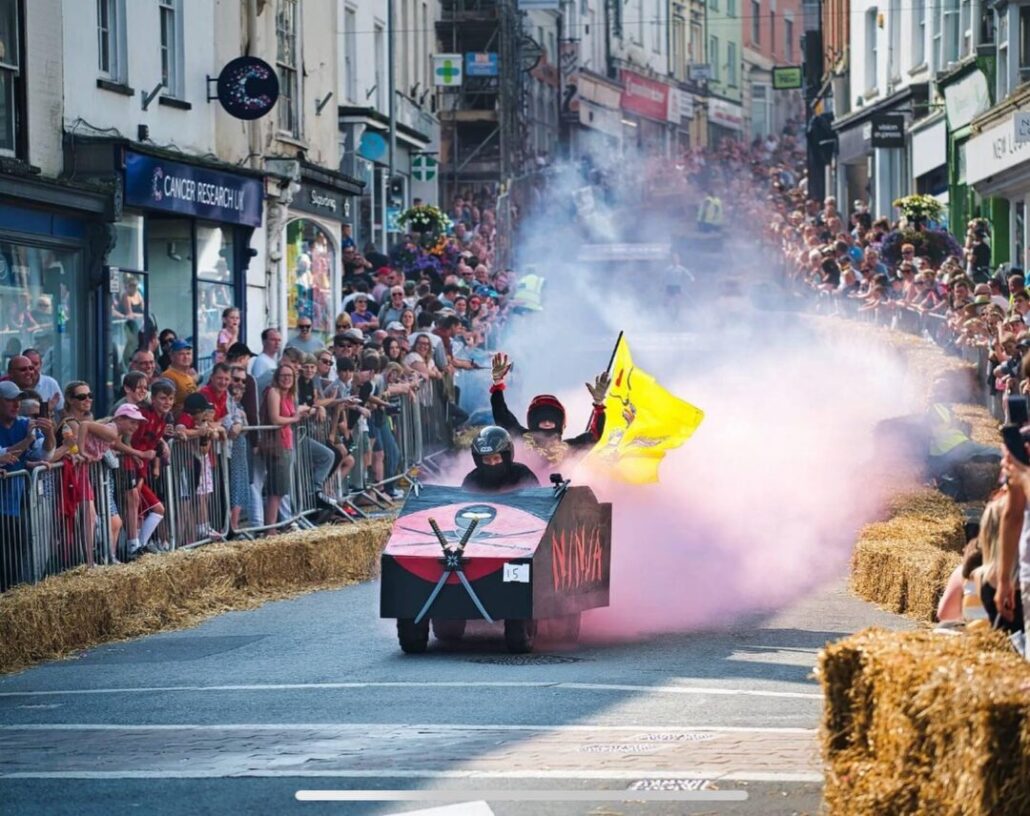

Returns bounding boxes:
[0,0,20,156]
[276,0,301,138]
[196,224,235,376]
[286,219,335,342]
[146,218,194,367]
[96,0,127,83]
[159,0,184,99]
[0,241,83,388]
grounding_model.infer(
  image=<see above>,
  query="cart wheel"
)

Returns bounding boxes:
[397,619,429,654]
[431,618,467,643]
[504,619,537,654]
[552,612,581,643]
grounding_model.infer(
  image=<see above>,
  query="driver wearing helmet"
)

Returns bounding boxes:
[462,425,540,492]
[488,352,609,467]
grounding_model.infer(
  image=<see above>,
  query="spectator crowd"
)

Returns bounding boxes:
[0,187,518,592]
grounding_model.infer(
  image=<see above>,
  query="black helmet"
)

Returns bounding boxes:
[471,425,514,469]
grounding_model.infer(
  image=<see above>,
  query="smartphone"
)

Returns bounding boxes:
[1008,395,1029,427]
[1002,425,1030,465]
[38,402,49,420]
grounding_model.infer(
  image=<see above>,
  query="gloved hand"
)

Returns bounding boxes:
[492,352,512,383]
[586,371,610,405]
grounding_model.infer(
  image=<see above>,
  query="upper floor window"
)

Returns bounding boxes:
[785,17,794,62]
[159,0,184,98]
[97,0,127,83]
[751,0,761,45]
[710,35,720,81]
[342,5,357,103]
[912,0,926,68]
[276,0,300,137]
[865,7,879,92]
[727,41,737,86]
[0,0,20,156]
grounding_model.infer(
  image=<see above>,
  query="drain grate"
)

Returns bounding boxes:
[467,654,583,665]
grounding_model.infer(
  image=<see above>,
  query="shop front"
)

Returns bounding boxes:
[619,70,674,157]
[707,97,745,147]
[65,141,265,407]
[282,165,363,346]
[0,169,112,393]
[966,93,1030,272]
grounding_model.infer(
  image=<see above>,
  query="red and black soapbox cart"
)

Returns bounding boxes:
[380,482,612,653]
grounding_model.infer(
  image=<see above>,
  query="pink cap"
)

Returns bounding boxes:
[114,403,145,421]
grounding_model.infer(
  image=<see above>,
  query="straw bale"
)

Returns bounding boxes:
[820,628,1030,816]
[952,404,1001,448]
[0,520,392,675]
[851,488,964,620]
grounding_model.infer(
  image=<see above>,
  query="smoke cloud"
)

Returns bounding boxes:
[462,150,922,639]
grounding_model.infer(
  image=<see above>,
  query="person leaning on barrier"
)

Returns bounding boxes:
[223,366,251,533]
[0,380,53,590]
[175,393,227,543]
[260,364,308,529]
[296,353,349,510]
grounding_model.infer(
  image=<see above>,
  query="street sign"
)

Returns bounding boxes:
[214,56,279,120]
[465,52,499,77]
[1015,112,1030,145]
[688,64,712,82]
[411,154,438,182]
[433,54,463,87]
[871,113,906,148]
[772,65,803,90]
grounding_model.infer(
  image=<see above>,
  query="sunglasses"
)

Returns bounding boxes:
[318,358,332,365]
[298,325,312,331]
[72,392,94,401]
[231,378,246,384]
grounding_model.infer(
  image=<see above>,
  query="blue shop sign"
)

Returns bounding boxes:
[465,53,499,77]
[124,151,264,227]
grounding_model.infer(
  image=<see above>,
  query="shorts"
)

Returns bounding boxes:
[138,481,161,514]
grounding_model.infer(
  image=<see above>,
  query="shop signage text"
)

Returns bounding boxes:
[870,113,905,148]
[772,66,803,90]
[290,181,351,220]
[965,113,1030,187]
[1015,113,1030,145]
[124,151,263,227]
[708,98,743,131]
[620,70,669,121]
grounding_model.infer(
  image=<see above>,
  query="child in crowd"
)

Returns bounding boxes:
[175,393,226,542]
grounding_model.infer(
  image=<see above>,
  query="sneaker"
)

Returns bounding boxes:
[388,487,405,500]
[143,541,161,554]
[126,548,145,562]
[109,556,122,565]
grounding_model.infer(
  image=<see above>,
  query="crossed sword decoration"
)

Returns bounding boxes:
[413,517,495,625]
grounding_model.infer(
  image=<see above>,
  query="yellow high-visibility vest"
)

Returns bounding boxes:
[697,195,724,227]
[928,403,969,456]
[514,274,545,311]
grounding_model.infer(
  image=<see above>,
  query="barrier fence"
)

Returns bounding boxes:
[0,386,454,593]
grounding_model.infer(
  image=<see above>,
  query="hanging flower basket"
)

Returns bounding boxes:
[397,204,452,234]
[893,194,945,227]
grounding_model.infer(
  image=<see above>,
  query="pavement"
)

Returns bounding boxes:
[0,575,914,815]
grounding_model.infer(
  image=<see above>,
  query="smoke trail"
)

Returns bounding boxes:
[469,150,923,638]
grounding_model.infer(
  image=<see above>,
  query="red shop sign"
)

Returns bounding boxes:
[619,70,669,121]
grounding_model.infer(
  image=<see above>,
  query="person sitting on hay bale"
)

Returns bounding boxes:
[925,377,1000,482]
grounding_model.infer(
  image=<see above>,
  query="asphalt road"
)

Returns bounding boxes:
[0,575,913,816]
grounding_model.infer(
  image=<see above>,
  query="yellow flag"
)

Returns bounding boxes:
[585,335,705,484]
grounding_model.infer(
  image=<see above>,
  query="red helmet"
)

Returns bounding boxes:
[527,394,566,432]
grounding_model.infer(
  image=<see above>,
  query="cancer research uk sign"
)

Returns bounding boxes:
[124,151,264,227]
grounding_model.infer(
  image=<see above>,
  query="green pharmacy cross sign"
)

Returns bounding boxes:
[412,155,438,182]
[434,54,463,87]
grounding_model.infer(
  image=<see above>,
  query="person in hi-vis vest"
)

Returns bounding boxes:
[697,191,724,233]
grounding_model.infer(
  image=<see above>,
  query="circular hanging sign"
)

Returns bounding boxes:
[216,56,280,120]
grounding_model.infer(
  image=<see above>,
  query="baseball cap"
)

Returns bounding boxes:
[386,321,406,332]
[0,381,24,400]
[342,328,364,344]
[170,339,192,352]
[183,393,213,414]
[114,403,146,421]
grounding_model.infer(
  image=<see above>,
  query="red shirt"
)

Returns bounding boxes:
[199,385,228,421]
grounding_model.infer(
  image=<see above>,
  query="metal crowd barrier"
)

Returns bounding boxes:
[1,379,461,592]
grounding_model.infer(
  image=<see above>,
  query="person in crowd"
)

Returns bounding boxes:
[260,364,309,529]
[216,307,241,362]
[199,363,232,422]
[0,381,53,589]
[226,342,260,427]
[157,329,178,371]
[999,452,1030,656]
[296,353,351,509]
[129,348,159,386]
[223,366,250,533]
[488,352,609,468]
[350,294,379,330]
[113,371,150,411]
[285,317,322,355]
[162,339,199,414]
[462,426,539,492]
[175,392,226,542]
[378,286,407,328]
[22,349,64,412]
[251,328,282,383]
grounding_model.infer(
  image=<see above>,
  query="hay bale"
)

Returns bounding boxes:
[820,628,1030,816]
[851,488,964,620]
[0,520,392,675]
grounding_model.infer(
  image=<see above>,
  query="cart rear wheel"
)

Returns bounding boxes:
[504,619,537,654]
[397,619,429,654]
[431,618,467,643]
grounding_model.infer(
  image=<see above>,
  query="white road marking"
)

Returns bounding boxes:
[0,680,821,700]
[0,769,824,783]
[0,723,817,734]
[378,804,495,816]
